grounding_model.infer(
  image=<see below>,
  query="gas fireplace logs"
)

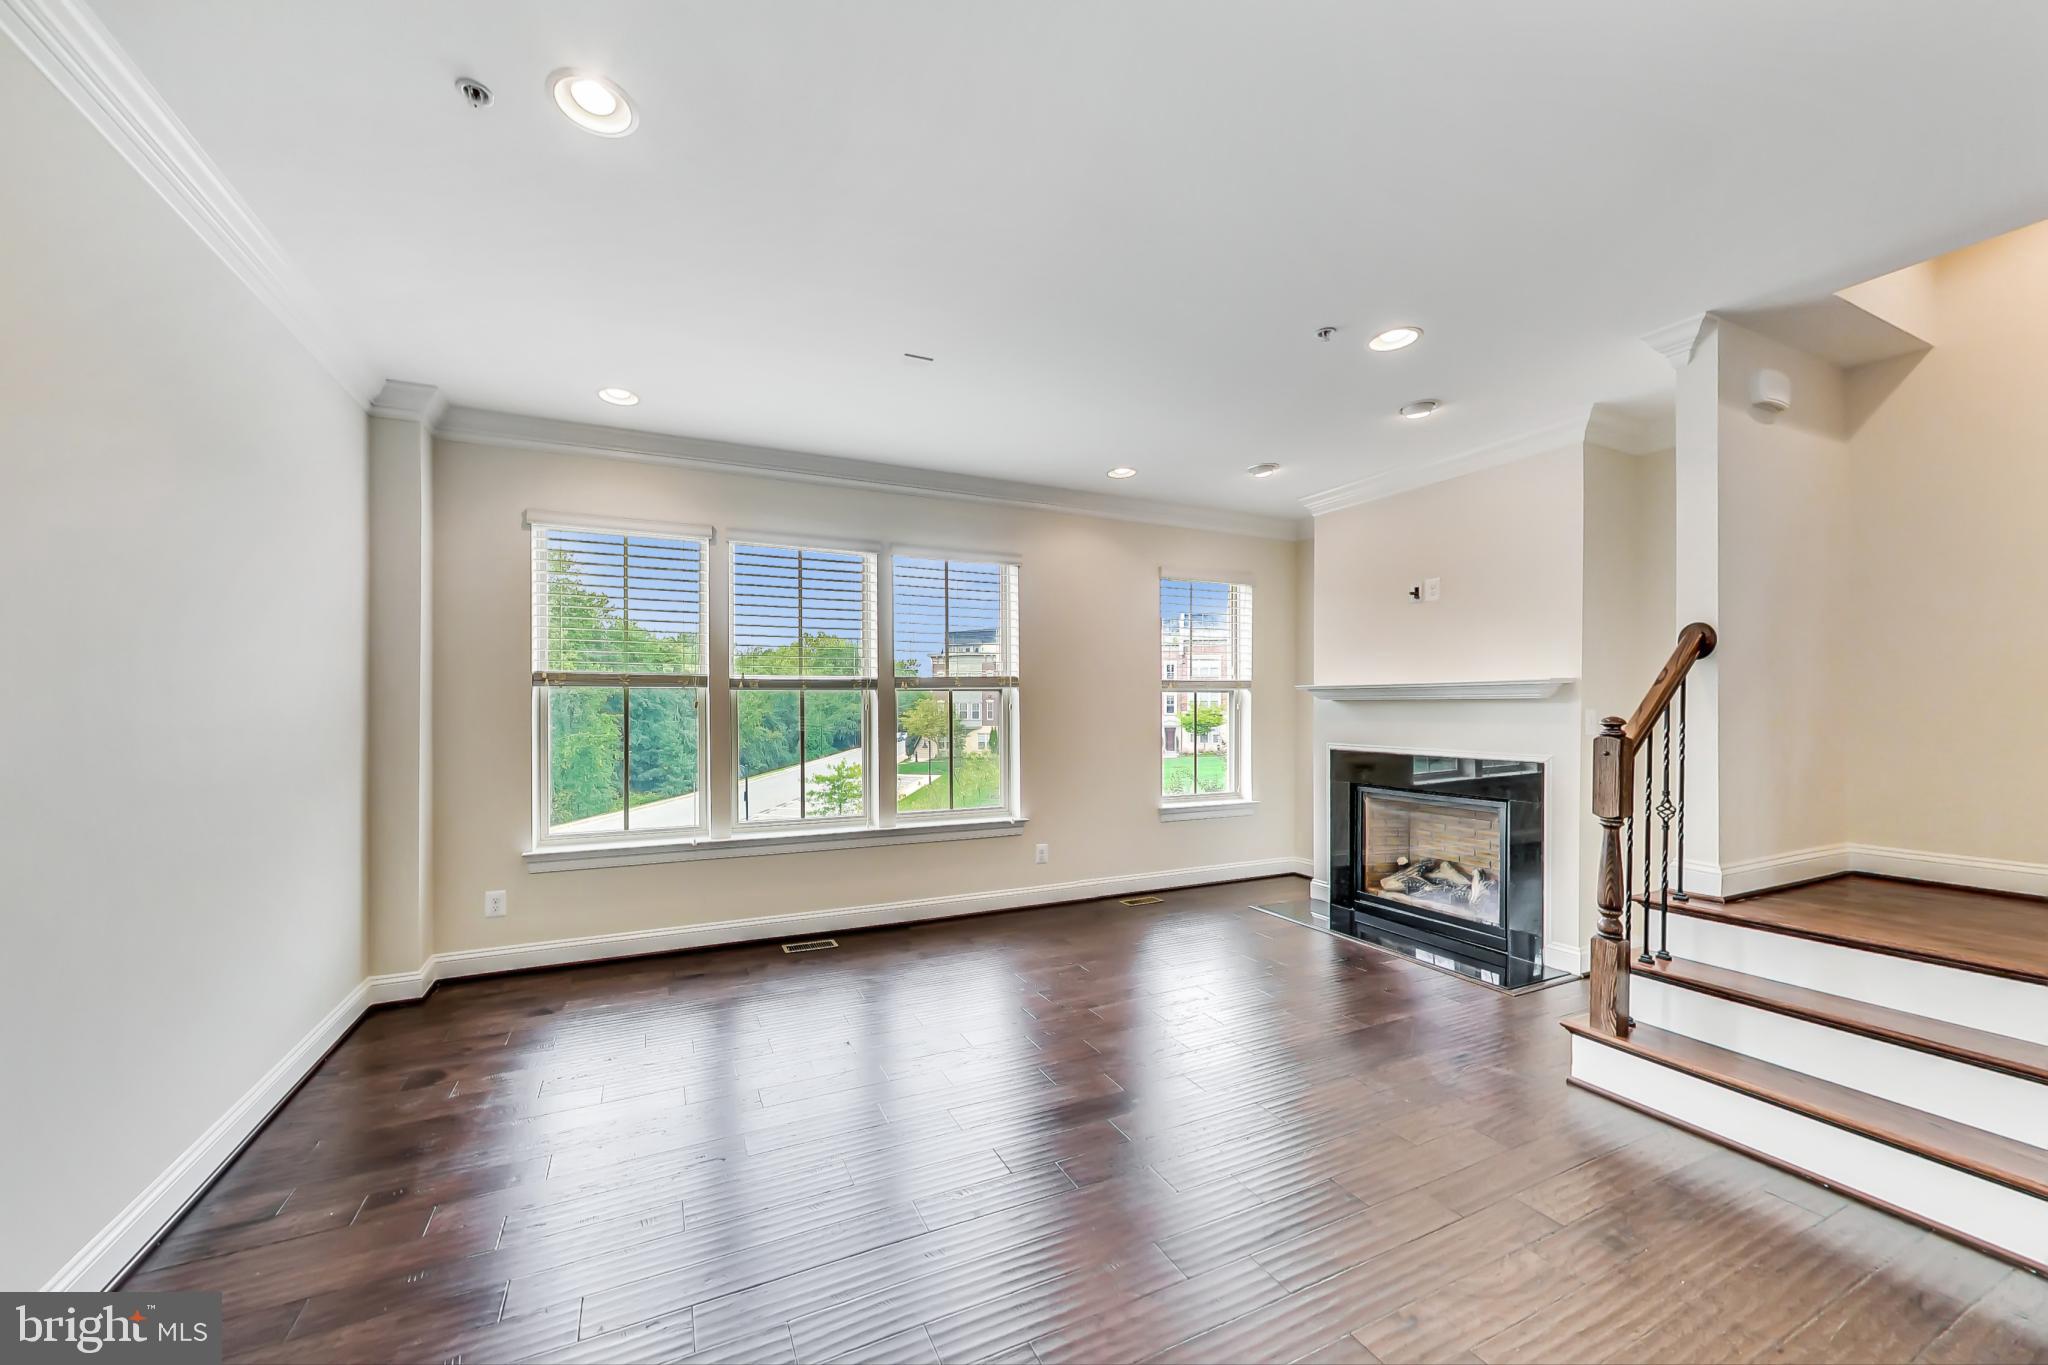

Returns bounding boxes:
[1378,859,1498,910]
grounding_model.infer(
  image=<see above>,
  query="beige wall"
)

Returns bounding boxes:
[1312,446,1585,685]
[1579,444,1676,928]
[366,415,434,975]
[0,42,367,1289]
[1711,320,1852,870]
[1305,444,1591,960]
[429,439,1304,955]
[1843,222,2048,867]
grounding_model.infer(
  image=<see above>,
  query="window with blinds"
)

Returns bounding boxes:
[730,541,877,824]
[891,556,1020,817]
[531,522,708,840]
[1159,576,1252,800]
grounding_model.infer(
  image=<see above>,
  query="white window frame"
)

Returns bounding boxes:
[888,551,1022,825]
[528,514,714,850]
[523,517,1028,865]
[1158,573,1254,809]
[728,536,879,832]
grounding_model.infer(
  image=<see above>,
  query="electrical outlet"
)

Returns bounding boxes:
[484,889,507,919]
[1034,843,1049,865]
[1424,576,1441,602]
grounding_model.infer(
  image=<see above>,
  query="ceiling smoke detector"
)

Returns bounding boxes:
[455,77,493,110]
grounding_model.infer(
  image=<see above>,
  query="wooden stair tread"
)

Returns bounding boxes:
[1563,1014,2048,1202]
[1637,955,2048,1084]
[1641,877,2048,986]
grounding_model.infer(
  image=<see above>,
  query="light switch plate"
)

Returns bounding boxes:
[1424,577,1442,602]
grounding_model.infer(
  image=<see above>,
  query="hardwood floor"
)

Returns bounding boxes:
[124,877,2048,1363]
[1682,875,2048,983]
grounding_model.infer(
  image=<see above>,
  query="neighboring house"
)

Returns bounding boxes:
[1160,612,1232,757]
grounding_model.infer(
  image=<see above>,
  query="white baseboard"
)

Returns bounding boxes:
[1850,844,2048,900]
[1544,941,1586,975]
[1686,843,2047,902]
[426,856,1312,985]
[1715,844,1853,898]
[42,978,373,1293]
[47,855,1308,1290]
[1309,877,1331,900]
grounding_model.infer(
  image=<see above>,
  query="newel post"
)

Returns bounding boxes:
[1588,716,1631,1036]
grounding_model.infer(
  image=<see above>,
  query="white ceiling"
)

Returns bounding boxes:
[84,0,2048,519]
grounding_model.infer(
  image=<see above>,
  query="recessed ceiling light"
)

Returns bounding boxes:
[1247,463,1282,478]
[1106,467,1138,480]
[550,70,636,137]
[1399,400,1442,419]
[1368,326,1424,352]
[597,387,640,406]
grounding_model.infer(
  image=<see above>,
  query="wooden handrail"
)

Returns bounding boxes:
[1622,621,1717,751]
[1587,622,1717,1037]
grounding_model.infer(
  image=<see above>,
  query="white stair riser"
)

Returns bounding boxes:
[1663,915,2048,1046]
[1633,977,2048,1148]
[1571,1036,2048,1268]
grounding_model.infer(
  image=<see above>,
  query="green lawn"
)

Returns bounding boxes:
[1161,755,1230,795]
[902,753,1001,811]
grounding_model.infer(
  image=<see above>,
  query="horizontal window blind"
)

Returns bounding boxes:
[892,556,1019,684]
[533,526,706,682]
[1159,577,1251,686]
[731,542,877,680]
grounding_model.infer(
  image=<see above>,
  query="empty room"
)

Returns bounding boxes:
[5,3,2048,1362]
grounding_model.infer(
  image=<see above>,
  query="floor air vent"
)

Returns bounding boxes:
[1119,896,1164,906]
[781,938,838,953]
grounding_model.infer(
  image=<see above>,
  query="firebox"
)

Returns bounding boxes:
[1329,749,1545,985]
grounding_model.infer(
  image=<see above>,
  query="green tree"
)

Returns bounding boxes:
[899,693,954,767]
[807,760,863,816]
[1179,699,1227,745]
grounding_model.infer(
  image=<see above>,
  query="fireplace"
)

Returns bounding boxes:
[1329,749,1545,985]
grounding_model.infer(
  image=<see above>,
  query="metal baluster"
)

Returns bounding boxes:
[1673,681,1689,901]
[1657,702,1675,961]
[1623,806,1634,953]
[1639,719,1655,966]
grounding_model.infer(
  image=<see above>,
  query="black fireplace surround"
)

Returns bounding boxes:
[1328,748,1546,986]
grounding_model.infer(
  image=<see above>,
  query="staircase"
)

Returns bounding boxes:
[1565,626,2048,1272]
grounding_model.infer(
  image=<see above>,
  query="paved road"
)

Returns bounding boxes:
[554,745,873,833]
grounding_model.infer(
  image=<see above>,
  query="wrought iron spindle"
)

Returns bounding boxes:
[1657,702,1675,960]
[1639,717,1655,966]
[1673,681,1689,901]
[1623,807,1634,951]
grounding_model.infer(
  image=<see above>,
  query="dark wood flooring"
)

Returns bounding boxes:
[1690,875,2048,983]
[124,877,2048,1363]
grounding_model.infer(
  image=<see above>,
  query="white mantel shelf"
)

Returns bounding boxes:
[1297,678,1575,702]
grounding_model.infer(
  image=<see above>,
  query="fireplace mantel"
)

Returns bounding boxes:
[1297,677,1573,703]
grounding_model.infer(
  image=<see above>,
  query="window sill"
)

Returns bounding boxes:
[523,816,1027,873]
[1158,798,1259,823]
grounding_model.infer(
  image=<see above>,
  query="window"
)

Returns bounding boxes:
[731,541,877,825]
[532,521,707,841]
[1160,576,1251,801]
[892,556,1019,817]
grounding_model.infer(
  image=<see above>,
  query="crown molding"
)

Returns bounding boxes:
[1299,414,1590,518]
[369,380,447,427]
[1642,313,1708,369]
[434,406,1311,542]
[0,0,378,405]
[1584,405,1673,456]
